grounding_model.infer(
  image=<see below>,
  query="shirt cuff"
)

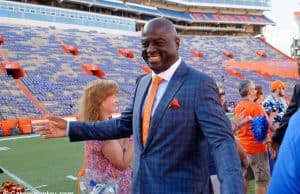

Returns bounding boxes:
[66,121,70,137]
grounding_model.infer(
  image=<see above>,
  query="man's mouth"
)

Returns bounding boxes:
[148,56,161,63]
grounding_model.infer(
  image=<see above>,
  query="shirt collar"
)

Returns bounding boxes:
[151,57,182,82]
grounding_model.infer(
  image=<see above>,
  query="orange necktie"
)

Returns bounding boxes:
[142,75,163,145]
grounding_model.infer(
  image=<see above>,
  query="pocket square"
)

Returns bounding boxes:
[168,98,180,109]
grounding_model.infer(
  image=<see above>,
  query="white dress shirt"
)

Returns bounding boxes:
[144,57,182,115]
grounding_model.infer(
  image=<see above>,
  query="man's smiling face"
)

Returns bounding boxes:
[141,19,180,74]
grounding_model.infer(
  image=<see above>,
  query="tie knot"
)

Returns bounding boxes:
[152,75,163,85]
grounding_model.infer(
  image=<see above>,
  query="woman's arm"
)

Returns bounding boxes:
[101,138,134,170]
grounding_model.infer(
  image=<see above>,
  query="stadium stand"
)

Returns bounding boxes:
[191,13,273,25]
[166,0,271,8]
[1,21,297,117]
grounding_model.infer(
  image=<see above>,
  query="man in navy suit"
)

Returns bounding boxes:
[34,17,243,194]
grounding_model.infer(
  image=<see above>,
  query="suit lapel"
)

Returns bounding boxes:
[144,63,188,149]
[135,74,151,151]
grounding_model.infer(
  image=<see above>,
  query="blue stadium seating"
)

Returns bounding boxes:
[0,22,298,119]
[0,75,42,120]
[165,0,270,8]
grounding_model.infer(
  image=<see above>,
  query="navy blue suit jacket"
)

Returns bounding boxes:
[69,62,243,194]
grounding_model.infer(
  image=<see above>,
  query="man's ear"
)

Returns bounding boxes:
[175,36,180,50]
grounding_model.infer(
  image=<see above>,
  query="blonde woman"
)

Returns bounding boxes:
[79,79,133,194]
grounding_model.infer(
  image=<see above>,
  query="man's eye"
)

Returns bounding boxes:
[155,42,164,46]
[142,42,148,48]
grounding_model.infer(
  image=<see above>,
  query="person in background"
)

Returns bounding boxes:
[271,83,300,159]
[216,84,250,171]
[262,80,288,129]
[267,108,300,194]
[254,85,265,105]
[217,83,230,112]
[254,84,276,174]
[234,80,270,194]
[79,79,133,194]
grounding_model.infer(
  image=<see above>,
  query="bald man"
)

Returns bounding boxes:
[34,18,243,194]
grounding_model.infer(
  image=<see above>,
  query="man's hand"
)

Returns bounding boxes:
[269,110,278,122]
[242,156,250,170]
[270,141,279,160]
[32,117,67,138]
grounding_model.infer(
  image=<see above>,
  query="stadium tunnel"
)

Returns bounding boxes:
[142,66,151,74]
[0,35,4,44]
[191,50,204,58]
[226,68,244,78]
[118,49,135,59]
[82,64,105,78]
[2,61,24,79]
[223,50,234,59]
[62,45,79,55]
[256,50,267,58]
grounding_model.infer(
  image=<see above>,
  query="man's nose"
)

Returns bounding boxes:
[147,43,156,53]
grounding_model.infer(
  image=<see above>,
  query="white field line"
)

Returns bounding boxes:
[66,175,78,181]
[0,134,40,142]
[0,166,41,193]
[0,146,10,151]
[34,184,48,189]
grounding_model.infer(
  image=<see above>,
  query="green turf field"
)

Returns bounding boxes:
[0,135,83,192]
[0,134,255,193]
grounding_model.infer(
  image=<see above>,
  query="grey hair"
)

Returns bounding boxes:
[216,82,223,91]
[238,80,253,97]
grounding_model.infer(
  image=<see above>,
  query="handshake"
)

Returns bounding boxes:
[31,117,68,138]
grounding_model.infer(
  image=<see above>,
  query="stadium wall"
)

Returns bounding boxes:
[0,0,136,32]
[0,17,139,36]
